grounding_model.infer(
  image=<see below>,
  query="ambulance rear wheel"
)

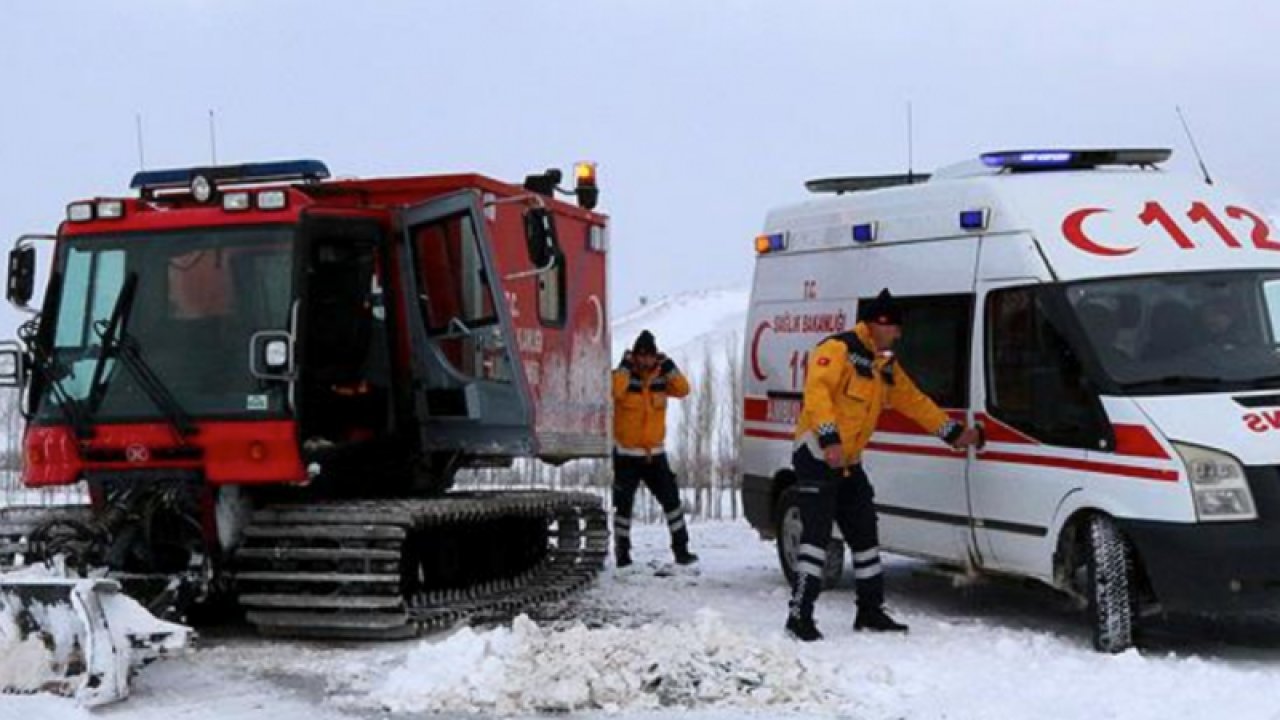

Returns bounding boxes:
[775,487,844,590]
[1085,514,1137,653]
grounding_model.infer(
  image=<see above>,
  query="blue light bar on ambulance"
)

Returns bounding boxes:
[851,222,877,243]
[130,159,330,192]
[980,148,1171,171]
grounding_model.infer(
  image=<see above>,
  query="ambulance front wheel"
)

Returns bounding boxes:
[775,487,844,590]
[1085,514,1138,653]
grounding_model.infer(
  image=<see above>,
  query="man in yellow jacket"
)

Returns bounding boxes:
[612,330,697,568]
[786,289,981,641]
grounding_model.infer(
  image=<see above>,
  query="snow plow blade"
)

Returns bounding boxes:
[0,575,192,706]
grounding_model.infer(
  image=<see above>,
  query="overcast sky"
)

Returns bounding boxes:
[3,1,1279,337]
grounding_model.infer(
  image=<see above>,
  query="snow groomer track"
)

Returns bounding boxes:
[234,490,609,639]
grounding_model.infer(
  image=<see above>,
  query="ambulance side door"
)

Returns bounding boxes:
[869,290,977,564]
[969,234,1103,577]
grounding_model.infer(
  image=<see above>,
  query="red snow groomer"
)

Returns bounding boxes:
[0,159,611,702]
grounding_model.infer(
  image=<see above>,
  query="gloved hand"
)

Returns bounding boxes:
[658,354,677,375]
[951,425,984,450]
[823,443,845,468]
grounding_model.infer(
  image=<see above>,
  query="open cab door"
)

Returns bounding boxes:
[400,192,535,456]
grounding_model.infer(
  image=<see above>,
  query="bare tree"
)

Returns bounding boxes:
[687,348,716,517]
[716,331,743,519]
[672,366,697,522]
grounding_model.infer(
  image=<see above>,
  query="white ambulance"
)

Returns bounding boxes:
[740,148,1280,651]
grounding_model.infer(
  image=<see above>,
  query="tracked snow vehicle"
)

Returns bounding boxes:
[0,159,612,675]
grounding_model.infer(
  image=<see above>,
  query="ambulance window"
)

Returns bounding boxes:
[1265,280,1280,343]
[538,248,566,326]
[860,293,972,408]
[986,287,1107,449]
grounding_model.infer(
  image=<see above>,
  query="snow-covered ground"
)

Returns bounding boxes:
[8,520,1280,719]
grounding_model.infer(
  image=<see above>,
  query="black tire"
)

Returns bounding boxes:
[775,487,844,590]
[1085,514,1137,653]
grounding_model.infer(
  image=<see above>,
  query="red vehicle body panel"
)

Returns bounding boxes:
[28,171,610,487]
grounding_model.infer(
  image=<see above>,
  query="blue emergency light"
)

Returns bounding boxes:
[130,159,330,192]
[851,222,877,243]
[980,148,1171,172]
[959,209,988,231]
[755,233,787,253]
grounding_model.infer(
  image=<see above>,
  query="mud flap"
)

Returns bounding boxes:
[0,575,192,706]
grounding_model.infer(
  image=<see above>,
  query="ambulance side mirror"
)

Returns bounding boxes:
[523,207,560,270]
[7,245,36,308]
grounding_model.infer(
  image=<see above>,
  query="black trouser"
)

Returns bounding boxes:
[611,452,690,555]
[788,445,884,621]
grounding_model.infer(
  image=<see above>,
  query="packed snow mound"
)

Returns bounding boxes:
[0,563,84,694]
[374,610,830,715]
[0,598,82,693]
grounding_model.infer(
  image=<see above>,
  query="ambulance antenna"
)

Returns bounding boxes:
[208,108,219,165]
[135,113,146,170]
[1176,105,1213,186]
[906,101,915,184]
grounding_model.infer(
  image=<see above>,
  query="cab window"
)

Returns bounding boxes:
[538,248,566,326]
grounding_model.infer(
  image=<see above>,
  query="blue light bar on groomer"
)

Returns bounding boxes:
[130,159,331,191]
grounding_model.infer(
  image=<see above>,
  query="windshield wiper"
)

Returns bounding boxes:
[17,316,92,440]
[87,273,138,414]
[1245,373,1280,389]
[1122,375,1228,392]
[113,332,197,440]
[88,273,196,442]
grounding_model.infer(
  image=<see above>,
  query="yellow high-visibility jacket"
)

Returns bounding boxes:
[612,356,690,456]
[794,322,961,465]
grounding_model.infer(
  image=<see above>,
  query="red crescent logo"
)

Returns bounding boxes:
[1062,208,1137,257]
[750,321,771,381]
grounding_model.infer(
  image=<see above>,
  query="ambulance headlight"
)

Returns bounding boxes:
[1173,442,1256,522]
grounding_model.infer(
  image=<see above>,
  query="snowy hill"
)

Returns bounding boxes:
[611,286,749,381]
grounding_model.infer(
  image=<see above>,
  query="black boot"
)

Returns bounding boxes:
[671,520,697,565]
[854,605,909,633]
[673,545,699,566]
[785,614,824,642]
[786,573,824,641]
[615,542,632,569]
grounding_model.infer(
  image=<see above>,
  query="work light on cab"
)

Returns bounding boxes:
[574,162,599,210]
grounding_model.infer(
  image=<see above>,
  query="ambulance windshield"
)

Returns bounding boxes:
[1065,270,1280,394]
